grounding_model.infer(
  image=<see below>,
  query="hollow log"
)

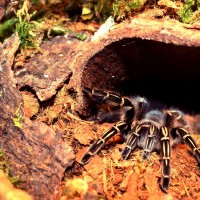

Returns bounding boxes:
[69,17,200,116]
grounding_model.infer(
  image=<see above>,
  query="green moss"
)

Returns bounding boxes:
[15,16,43,48]
[94,0,114,20]
[177,0,200,23]
[177,0,195,23]
[50,26,87,41]
[0,18,18,42]
[81,0,146,21]
[31,0,39,4]
[0,0,87,48]
[0,0,44,48]
[0,149,20,186]
[12,103,23,129]
[81,0,200,23]
[113,0,146,20]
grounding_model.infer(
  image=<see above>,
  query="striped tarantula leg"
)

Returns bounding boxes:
[176,127,200,164]
[81,121,128,164]
[121,124,142,160]
[83,86,107,101]
[142,125,158,160]
[160,127,171,190]
[83,86,133,108]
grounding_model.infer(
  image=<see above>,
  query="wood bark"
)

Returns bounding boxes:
[0,33,75,200]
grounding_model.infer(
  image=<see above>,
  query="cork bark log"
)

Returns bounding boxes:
[0,34,75,200]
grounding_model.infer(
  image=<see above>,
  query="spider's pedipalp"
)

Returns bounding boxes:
[129,96,149,120]
[138,110,164,159]
[142,125,158,160]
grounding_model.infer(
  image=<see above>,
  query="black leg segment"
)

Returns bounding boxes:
[81,121,129,164]
[176,127,200,165]
[121,124,143,160]
[160,126,171,190]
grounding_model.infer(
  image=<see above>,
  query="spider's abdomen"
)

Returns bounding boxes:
[165,109,188,129]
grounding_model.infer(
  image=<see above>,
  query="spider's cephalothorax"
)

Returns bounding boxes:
[80,86,200,190]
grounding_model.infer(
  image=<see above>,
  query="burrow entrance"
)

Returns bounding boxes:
[81,38,200,115]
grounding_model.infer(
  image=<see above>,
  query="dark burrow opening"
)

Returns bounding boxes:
[82,38,200,115]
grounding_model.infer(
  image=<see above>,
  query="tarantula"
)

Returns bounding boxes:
[80,86,200,190]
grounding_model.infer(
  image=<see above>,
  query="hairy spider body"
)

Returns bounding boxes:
[81,86,148,164]
[121,110,165,160]
[121,109,171,189]
[80,86,200,190]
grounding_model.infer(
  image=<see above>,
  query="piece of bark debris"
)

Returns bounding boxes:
[14,35,76,101]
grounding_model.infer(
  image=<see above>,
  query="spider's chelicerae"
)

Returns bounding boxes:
[80,86,200,190]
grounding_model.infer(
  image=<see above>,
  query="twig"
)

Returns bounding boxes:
[103,158,108,194]
[182,181,193,200]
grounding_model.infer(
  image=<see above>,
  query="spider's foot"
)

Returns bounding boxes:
[121,146,132,160]
[142,150,151,160]
[161,177,170,190]
[194,148,200,165]
[81,153,92,165]
[81,140,104,164]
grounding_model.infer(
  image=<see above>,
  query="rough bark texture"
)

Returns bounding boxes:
[0,33,75,200]
[0,0,10,21]
[14,36,76,101]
